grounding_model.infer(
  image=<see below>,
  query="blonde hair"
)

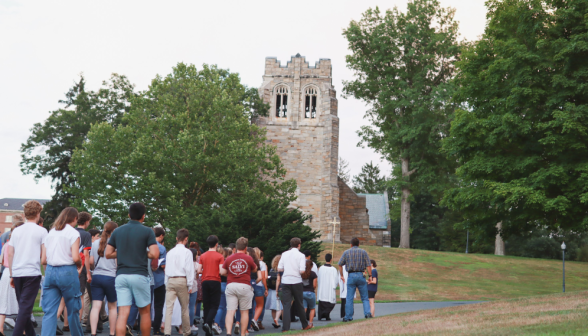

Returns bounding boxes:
[271,254,281,271]
[12,214,24,226]
[23,200,43,220]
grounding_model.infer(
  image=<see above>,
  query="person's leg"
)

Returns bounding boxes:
[369,298,375,317]
[224,284,238,335]
[61,266,84,336]
[116,306,130,336]
[345,274,358,321]
[340,298,346,319]
[280,285,293,332]
[259,295,267,323]
[188,292,197,328]
[79,271,87,324]
[107,301,118,336]
[13,276,41,336]
[356,276,370,317]
[164,279,178,336]
[253,296,264,324]
[90,300,104,335]
[41,268,61,336]
[152,285,166,333]
[239,309,249,336]
[224,310,235,336]
[58,298,67,326]
[127,301,138,330]
[214,282,226,331]
[82,292,91,325]
[138,305,152,336]
[114,275,133,336]
[201,281,210,328]
[174,279,190,336]
[207,282,221,328]
[290,283,308,329]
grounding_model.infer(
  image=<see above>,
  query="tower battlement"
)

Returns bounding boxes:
[264,54,332,81]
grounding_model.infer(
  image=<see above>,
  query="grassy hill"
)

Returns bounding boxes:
[325,244,588,301]
[286,291,588,335]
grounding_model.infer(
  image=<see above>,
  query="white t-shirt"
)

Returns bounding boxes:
[256,260,267,287]
[44,224,80,266]
[8,222,48,277]
[90,239,117,277]
[278,248,306,285]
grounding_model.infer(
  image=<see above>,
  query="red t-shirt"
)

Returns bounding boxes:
[223,253,256,285]
[199,251,225,282]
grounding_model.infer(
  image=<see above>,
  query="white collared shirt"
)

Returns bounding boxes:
[278,247,306,285]
[165,244,195,291]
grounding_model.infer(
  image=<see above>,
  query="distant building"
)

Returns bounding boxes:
[0,198,50,233]
[254,54,391,246]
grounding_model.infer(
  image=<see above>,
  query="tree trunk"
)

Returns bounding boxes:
[399,157,411,249]
[495,221,505,256]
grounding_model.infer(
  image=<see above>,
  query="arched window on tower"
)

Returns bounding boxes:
[304,87,318,119]
[275,85,288,118]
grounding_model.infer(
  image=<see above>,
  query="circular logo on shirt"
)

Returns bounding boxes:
[228,258,249,276]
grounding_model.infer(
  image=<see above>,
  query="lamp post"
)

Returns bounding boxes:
[561,241,566,293]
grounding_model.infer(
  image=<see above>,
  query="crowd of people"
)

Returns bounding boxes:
[0,200,378,336]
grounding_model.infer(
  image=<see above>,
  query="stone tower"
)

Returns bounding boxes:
[255,54,340,242]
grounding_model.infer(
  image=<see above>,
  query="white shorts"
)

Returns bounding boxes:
[225,283,253,311]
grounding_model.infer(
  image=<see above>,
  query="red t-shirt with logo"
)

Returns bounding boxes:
[199,251,225,282]
[223,253,256,285]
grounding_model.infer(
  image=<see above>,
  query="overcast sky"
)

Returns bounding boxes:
[0,0,487,200]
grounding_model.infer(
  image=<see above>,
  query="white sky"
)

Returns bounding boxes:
[0,0,487,200]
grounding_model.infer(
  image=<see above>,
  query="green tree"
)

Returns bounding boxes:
[343,0,460,248]
[70,63,320,255]
[20,74,135,226]
[443,0,588,240]
[352,161,388,194]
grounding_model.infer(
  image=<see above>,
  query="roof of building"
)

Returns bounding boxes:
[357,192,390,229]
[0,198,50,211]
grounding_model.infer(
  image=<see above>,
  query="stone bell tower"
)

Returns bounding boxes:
[255,54,340,242]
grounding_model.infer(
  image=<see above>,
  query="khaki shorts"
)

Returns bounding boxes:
[225,282,254,311]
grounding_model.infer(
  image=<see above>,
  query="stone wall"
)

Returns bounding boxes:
[255,55,340,241]
[338,177,389,246]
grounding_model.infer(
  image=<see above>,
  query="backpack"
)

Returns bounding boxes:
[267,269,278,290]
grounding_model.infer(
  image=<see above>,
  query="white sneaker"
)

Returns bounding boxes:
[191,325,198,331]
[212,324,222,335]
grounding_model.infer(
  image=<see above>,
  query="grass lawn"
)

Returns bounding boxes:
[324,244,588,302]
[270,290,588,335]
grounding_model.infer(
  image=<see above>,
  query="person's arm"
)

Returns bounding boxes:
[7,244,14,287]
[313,277,317,290]
[147,244,160,260]
[261,267,268,296]
[84,249,92,282]
[277,255,285,272]
[72,238,82,268]
[219,264,228,276]
[105,245,117,259]
[256,270,262,284]
[186,252,195,293]
[41,244,47,265]
[299,256,306,275]
[275,274,281,297]
[196,263,203,275]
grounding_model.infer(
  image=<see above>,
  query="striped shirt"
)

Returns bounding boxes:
[338,246,370,272]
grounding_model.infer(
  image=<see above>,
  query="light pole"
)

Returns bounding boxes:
[466,230,469,254]
[561,241,566,293]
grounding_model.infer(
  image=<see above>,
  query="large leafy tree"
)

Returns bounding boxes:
[20,75,135,225]
[443,0,588,240]
[343,0,460,248]
[352,161,388,194]
[70,63,320,255]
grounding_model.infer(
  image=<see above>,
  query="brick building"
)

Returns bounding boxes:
[254,54,391,246]
[0,198,50,233]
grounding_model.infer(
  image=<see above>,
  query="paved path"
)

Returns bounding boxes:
[5,301,483,336]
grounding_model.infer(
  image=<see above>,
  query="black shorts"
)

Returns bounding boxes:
[368,290,377,299]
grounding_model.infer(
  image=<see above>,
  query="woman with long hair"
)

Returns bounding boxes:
[252,248,268,330]
[246,247,263,332]
[40,207,84,336]
[0,217,25,336]
[89,221,118,336]
[265,254,282,329]
[301,259,317,327]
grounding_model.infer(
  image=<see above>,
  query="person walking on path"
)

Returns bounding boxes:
[265,254,282,329]
[0,216,25,336]
[89,221,119,336]
[338,237,373,322]
[278,238,312,332]
[212,247,231,335]
[75,212,94,325]
[152,227,167,336]
[316,253,338,321]
[40,207,85,336]
[105,203,159,336]
[301,260,317,325]
[367,259,378,317]
[221,237,257,336]
[164,229,194,336]
[196,235,224,336]
[7,200,48,336]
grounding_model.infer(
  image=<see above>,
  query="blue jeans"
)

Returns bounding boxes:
[214,282,227,330]
[41,265,84,336]
[345,273,370,321]
[189,291,198,326]
[302,292,316,310]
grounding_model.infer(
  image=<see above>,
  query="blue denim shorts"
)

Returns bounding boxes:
[302,291,316,310]
[253,285,265,297]
[91,275,117,303]
[115,274,151,308]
